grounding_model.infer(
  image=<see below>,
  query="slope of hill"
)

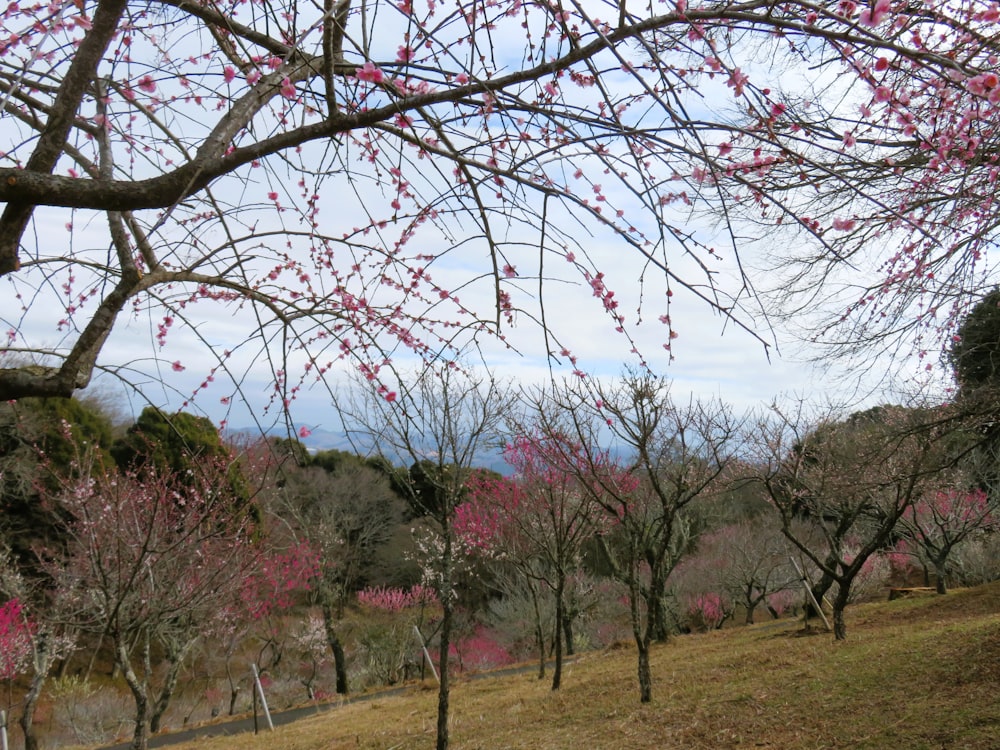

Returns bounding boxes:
[116,581,1000,750]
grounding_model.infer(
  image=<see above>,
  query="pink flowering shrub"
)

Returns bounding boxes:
[450,626,514,673]
[356,584,437,612]
[765,589,799,619]
[0,598,34,681]
[685,591,731,631]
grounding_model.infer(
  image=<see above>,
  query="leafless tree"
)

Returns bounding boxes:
[337,362,513,750]
[747,401,970,639]
[273,457,406,693]
[523,371,741,702]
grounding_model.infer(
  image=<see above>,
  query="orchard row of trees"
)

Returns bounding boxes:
[13,366,1000,750]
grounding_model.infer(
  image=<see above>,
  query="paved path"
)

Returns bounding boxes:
[99,659,562,749]
[99,683,414,749]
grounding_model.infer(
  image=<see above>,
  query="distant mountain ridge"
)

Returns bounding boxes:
[227,424,511,474]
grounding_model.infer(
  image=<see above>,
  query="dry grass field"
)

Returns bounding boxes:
[102,583,1000,750]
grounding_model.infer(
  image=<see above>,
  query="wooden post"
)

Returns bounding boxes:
[789,557,831,632]
[1,709,8,750]
[413,625,439,684]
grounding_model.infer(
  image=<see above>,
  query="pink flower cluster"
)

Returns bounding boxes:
[357,584,437,612]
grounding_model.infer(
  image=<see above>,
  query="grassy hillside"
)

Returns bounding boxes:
[125,583,1000,750]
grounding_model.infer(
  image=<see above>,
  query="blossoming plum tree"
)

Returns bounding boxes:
[41,447,301,750]
[458,434,605,691]
[524,371,741,702]
[898,488,998,593]
[337,364,512,750]
[4,0,999,408]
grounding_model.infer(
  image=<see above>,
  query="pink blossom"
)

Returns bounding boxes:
[0,599,33,681]
[137,75,156,93]
[831,217,856,231]
[247,69,262,86]
[455,72,470,85]
[223,66,237,83]
[171,361,185,372]
[967,72,1000,97]
[397,45,415,63]
[279,77,296,99]
[859,0,891,26]
[356,61,385,84]
[726,68,750,97]
[385,391,397,402]
[298,425,312,438]
[873,85,892,103]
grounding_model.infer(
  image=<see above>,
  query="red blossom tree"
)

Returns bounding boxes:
[458,434,605,690]
[5,0,1000,410]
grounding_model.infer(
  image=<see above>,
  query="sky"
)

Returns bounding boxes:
[78,236,932,439]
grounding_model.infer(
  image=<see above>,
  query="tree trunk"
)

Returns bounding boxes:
[629,569,652,702]
[744,586,758,625]
[648,568,671,643]
[435,524,455,750]
[117,641,150,750]
[19,669,45,750]
[934,559,948,595]
[19,630,54,750]
[551,579,564,691]
[562,612,574,656]
[636,640,652,704]
[810,554,838,613]
[529,585,545,680]
[321,600,349,694]
[832,586,850,641]
[650,597,670,642]
[149,637,195,734]
[436,598,452,750]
